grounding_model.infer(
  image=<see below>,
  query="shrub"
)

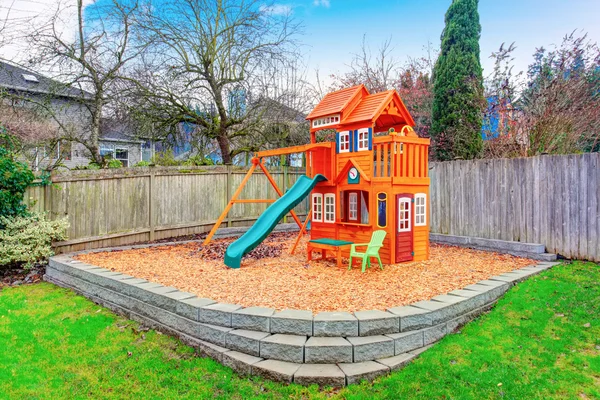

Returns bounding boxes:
[134,160,151,167]
[151,150,180,166]
[0,145,35,219]
[183,155,214,166]
[106,159,123,169]
[0,212,68,269]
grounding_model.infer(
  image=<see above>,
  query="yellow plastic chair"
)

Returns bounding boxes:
[348,230,387,273]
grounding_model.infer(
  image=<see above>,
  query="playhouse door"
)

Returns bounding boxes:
[395,194,414,262]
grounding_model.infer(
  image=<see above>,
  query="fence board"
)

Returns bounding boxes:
[430,153,600,262]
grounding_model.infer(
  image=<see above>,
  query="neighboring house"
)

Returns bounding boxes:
[482,95,522,141]
[0,60,147,169]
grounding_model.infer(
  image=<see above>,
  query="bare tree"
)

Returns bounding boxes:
[26,0,146,164]
[127,0,300,164]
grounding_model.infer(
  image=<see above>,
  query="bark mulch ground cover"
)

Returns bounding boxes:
[77,233,535,313]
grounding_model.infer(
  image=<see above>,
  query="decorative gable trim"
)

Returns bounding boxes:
[334,158,371,184]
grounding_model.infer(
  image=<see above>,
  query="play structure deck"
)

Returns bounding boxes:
[205,84,431,268]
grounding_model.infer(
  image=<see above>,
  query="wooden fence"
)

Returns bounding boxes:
[25,166,309,253]
[430,153,600,262]
[25,153,600,261]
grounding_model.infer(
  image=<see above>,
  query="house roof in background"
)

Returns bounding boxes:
[100,118,144,143]
[0,60,93,100]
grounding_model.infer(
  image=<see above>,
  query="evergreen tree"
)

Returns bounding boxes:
[431,0,485,160]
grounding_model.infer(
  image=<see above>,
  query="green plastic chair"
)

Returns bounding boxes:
[348,230,387,273]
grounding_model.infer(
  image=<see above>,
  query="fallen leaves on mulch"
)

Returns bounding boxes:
[77,236,536,313]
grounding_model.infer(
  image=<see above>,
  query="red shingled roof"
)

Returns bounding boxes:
[306,85,366,120]
[343,90,415,127]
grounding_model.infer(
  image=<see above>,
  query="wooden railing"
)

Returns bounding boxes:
[373,135,430,181]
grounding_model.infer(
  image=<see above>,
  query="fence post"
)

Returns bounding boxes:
[149,170,155,241]
[226,165,232,227]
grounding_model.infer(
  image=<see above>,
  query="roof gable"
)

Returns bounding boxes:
[306,85,368,120]
[343,90,416,127]
[334,158,371,184]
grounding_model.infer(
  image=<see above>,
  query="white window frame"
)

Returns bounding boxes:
[324,194,335,223]
[348,192,358,221]
[338,131,350,153]
[312,114,340,128]
[415,193,427,226]
[115,147,129,167]
[312,194,323,222]
[398,197,411,232]
[357,128,369,151]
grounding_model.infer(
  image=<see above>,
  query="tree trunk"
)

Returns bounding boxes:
[217,133,231,164]
[90,97,104,165]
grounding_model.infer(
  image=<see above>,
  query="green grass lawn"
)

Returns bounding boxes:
[1,261,599,400]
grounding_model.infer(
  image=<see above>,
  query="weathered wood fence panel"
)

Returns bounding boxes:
[430,153,600,261]
[24,166,308,253]
[23,154,599,261]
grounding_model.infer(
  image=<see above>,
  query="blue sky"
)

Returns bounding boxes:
[291,0,600,84]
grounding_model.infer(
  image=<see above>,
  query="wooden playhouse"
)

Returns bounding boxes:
[304,84,431,264]
[205,84,431,268]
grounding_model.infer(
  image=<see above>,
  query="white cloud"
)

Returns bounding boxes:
[259,4,293,15]
[313,0,330,7]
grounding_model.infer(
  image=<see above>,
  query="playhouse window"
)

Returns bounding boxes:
[357,128,369,151]
[338,131,350,153]
[415,193,427,226]
[324,194,335,223]
[341,190,369,224]
[312,194,323,222]
[377,192,387,228]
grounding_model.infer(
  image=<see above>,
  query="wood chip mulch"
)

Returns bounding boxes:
[77,233,536,313]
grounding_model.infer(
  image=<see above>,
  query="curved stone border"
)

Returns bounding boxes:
[45,253,559,387]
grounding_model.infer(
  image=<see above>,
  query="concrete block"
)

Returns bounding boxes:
[447,289,488,309]
[260,334,307,363]
[385,330,424,355]
[313,312,358,337]
[408,344,434,356]
[354,310,399,336]
[270,309,313,336]
[347,335,394,362]
[221,351,263,376]
[175,297,217,321]
[293,364,346,388]
[196,339,229,362]
[461,283,509,304]
[376,353,416,371]
[197,323,233,347]
[411,300,458,325]
[423,323,447,345]
[535,261,561,268]
[198,303,242,327]
[386,305,432,331]
[231,307,275,332]
[304,337,353,363]
[252,359,300,383]
[339,361,389,385]
[225,329,270,357]
[431,294,477,316]
[139,287,194,314]
[488,274,521,284]
[473,279,511,289]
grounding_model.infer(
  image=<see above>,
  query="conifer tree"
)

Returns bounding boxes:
[431,0,485,160]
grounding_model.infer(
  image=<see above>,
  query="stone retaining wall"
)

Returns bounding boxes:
[45,254,559,387]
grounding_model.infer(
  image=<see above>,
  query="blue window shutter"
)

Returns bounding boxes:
[335,132,340,153]
[368,127,373,150]
[353,130,358,152]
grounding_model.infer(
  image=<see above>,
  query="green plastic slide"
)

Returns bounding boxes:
[224,174,327,269]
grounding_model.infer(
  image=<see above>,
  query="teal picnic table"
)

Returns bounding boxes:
[307,238,354,267]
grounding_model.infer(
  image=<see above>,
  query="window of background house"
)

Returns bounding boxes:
[115,148,129,167]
